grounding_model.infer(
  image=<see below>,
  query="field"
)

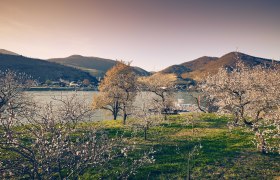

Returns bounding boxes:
[80,113,280,179]
[1,113,279,179]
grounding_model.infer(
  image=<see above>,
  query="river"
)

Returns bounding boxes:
[27,91,197,120]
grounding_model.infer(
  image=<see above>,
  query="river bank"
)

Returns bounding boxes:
[28,87,97,91]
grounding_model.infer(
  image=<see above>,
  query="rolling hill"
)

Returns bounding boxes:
[0,49,20,56]
[0,52,97,83]
[1,49,277,86]
[162,52,279,81]
[48,55,150,77]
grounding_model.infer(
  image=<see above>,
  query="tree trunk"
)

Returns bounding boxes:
[144,126,147,140]
[258,133,267,154]
[196,95,206,113]
[253,127,267,154]
[123,113,127,125]
[113,112,117,120]
[164,108,168,120]
[113,100,119,120]
[33,161,41,180]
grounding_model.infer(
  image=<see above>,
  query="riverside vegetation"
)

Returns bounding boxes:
[0,58,279,179]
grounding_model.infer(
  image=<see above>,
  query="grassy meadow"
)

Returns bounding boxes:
[1,113,279,179]
[79,114,280,179]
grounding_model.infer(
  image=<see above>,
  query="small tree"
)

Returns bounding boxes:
[130,92,163,140]
[138,73,177,120]
[0,91,119,179]
[191,91,218,113]
[92,92,120,120]
[45,79,52,86]
[0,70,33,121]
[93,61,137,124]
[200,61,280,153]
[82,79,91,86]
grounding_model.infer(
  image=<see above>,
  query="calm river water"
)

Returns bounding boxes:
[27,91,197,121]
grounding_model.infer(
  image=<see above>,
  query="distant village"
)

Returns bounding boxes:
[31,78,99,91]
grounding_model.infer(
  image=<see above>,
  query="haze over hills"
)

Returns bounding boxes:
[162,52,279,81]
[0,49,278,85]
[0,49,149,84]
[0,50,97,83]
[48,55,150,77]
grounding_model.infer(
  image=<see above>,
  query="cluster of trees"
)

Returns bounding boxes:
[93,61,177,124]
[0,71,153,179]
[92,60,279,153]
[0,62,177,178]
[199,60,280,154]
[1,56,278,178]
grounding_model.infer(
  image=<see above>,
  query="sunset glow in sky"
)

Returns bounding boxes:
[0,0,280,70]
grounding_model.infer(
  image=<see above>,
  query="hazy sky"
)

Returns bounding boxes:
[0,0,280,70]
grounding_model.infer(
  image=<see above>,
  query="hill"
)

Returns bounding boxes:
[162,52,278,81]
[48,55,150,77]
[0,54,97,83]
[0,49,19,56]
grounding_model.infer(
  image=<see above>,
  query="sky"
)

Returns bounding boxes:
[0,0,280,71]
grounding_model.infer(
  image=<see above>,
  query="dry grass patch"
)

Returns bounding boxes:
[171,128,226,139]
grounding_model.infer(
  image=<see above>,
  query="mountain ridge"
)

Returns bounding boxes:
[0,49,277,84]
[0,49,20,56]
[48,55,150,77]
[0,53,97,83]
[161,52,279,81]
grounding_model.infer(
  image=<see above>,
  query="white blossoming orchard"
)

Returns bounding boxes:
[200,60,280,154]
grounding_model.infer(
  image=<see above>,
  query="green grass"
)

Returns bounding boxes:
[1,114,280,179]
[79,113,280,179]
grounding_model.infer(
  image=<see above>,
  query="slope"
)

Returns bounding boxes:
[0,54,97,83]
[162,52,278,81]
[0,49,20,56]
[48,55,150,77]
